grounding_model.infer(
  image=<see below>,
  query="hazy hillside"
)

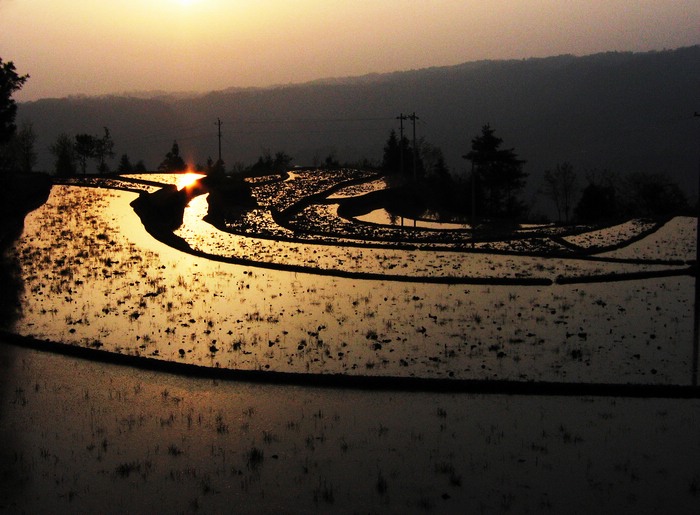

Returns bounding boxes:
[18,46,700,202]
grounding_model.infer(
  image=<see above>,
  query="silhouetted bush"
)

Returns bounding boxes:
[203,174,258,222]
[131,185,188,233]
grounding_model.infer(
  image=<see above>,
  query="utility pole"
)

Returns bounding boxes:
[693,111,699,386]
[408,112,419,180]
[215,118,223,163]
[396,113,408,176]
[471,159,476,247]
[462,148,477,248]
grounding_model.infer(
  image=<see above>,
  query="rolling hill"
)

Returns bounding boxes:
[17,45,700,209]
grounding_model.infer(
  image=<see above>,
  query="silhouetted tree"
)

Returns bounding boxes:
[542,162,577,223]
[382,130,400,173]
[4,121,37,174]
[0,58,29,146]
[228,161,248,175]
[18,122,37,174]
[419,140,449,180]
[50,133,77,177]
[574,176,617,222]
[206,156,226,176]
[382,129,416,175]
[117,154,133,174]
[464,124,527,218]
[0,58,29,174]
[93,127,115,174]
[158,140,187,172]
[273,151,293,172]
[134,160,147,173]
[248,150,293,175]
[621,171,687,217]
[323,152,340,169]
[74,134,96,175]
[248,154,271,175]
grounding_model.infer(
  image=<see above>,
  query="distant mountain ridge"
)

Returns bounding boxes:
[18,46,700,204]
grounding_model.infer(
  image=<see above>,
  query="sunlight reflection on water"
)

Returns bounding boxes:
[356,208,472,230]
[9,185,696,385]
[172,190,681,280]
[176,172,205,191]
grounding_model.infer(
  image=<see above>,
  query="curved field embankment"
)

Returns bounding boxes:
[152,170,694,285]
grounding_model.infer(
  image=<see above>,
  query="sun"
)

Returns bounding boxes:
[176,172,204,190]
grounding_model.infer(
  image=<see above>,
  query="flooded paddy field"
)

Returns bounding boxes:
[2,344,698,514]
[6,174,697,386]
[1,171,699,512]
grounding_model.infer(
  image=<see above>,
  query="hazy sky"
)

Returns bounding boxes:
[2,0,698,101]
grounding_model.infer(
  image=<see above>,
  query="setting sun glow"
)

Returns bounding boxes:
[176,172,204,190]
[1,1,697,102]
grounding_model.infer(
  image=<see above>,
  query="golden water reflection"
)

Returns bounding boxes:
[176,172,205,191]
[9,185,695,385]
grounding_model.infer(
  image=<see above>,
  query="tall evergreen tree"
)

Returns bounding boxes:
[117,154,134,174]
[134,160,148,173]
[382,129,414,175]
[382,130,400,173]
[464,124,527,218]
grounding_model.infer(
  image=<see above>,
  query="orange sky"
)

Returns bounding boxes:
[1,0,698,101]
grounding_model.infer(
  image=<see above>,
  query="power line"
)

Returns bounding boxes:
[119,115,396,145]
[220,116,395,125]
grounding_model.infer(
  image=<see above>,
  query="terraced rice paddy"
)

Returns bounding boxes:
[6,171,697,386]
[1,170,698,513]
